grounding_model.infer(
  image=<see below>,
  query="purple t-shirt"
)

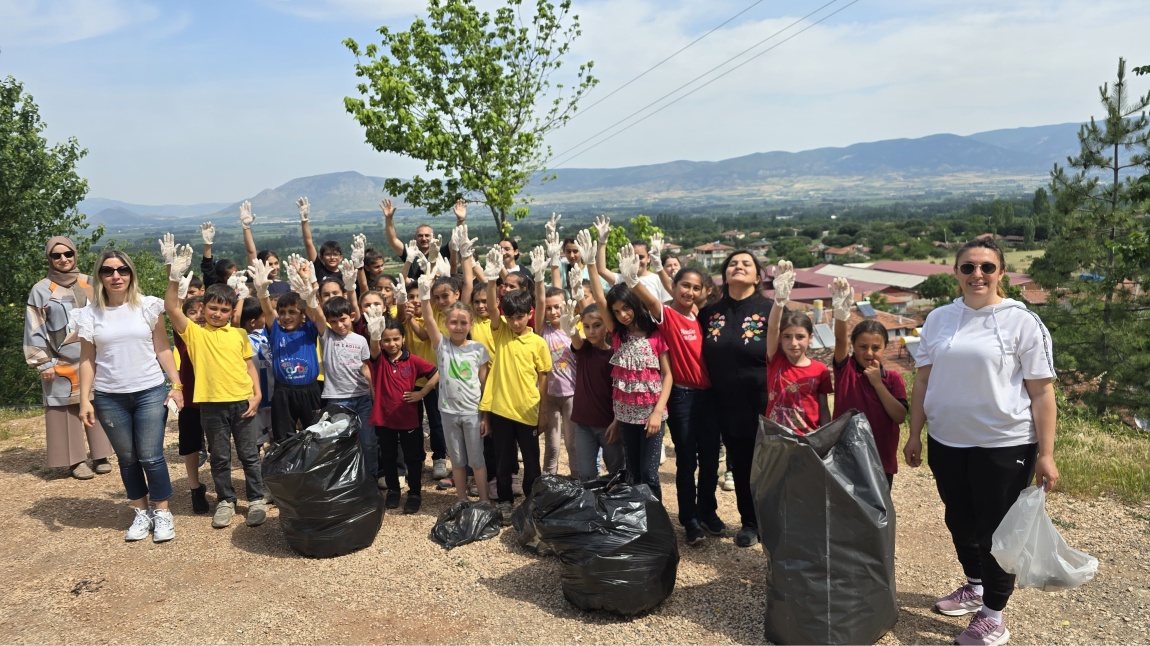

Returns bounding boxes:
[540,323,576,398]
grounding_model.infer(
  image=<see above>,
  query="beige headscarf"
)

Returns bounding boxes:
[45,236,90,308]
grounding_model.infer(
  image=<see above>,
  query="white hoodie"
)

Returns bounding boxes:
[915,297,1055,448]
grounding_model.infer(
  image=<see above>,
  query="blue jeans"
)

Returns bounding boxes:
[618,420,665,501]
[327,395,376,477]
[200,401,263,503]
[667,386,721,526]
[93,384,173,503]
[573,422,624,483]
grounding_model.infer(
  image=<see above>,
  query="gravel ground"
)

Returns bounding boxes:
[1,415,1148,644]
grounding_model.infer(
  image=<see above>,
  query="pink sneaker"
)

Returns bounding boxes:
[955,612,1009,646]
[935,583,983,616]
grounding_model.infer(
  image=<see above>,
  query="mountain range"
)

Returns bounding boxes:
[81,122,1084,225]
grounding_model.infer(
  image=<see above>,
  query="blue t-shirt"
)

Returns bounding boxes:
[248,328,273,408]
[266,319,321,385]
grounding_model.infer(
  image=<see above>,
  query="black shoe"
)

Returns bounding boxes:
[735,526,759,548]
[402,493,421,515]
[685,522,706,546]
[385,490,401,509]
[699,515,727,536]
[190,484,210,514]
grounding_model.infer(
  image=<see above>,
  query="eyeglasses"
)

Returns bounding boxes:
[98,265,132,277]
[959,262,999,275]
[49,250,75,260]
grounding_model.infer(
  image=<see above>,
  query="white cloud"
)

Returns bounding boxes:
[255,0,426,22]
[0,0,161,45]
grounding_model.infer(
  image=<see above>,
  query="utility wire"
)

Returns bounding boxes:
[572,0,767,120]
[548,0,857,169]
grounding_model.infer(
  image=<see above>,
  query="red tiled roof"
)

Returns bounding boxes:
[695,242,735,252]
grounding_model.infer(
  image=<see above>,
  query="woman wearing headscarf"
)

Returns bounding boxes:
[24,236,114,479]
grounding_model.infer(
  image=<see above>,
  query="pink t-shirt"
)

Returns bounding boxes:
[765,350,832,434]
[653,305,710,390]
[833,357,908,475]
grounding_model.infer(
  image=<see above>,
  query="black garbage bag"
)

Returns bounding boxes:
[430,501,501,549]
[751,411,897,645]
[262,405,384,558]
[511,473,584,555]
[519,472,680,616]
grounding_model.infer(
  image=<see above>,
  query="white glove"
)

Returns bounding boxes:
[286,255,313,297]
[648,232,664,273]
[482,247,503,281]
[830,277,853,322]
[248,258,272,299]
[296,197,310,222]
[169,245,193,282]
[177,271,193,299]
[546,231,562,267]
[394,283,408,307]
[594,214,611,243]
[200,222,215,246]
[433,255,450,279]
[351,234,366,269]
[417,271,435,301]
[618,244,640,288]
[575,229,597,265]
[530,246,546,281]
[228,274,250,302]
[405,239,427,271]
[559,300,579,336]
[545,212,561,236]
[453,224,477,259]
[363,304,386,341]
[774,259,795,307]
[567,266,585,302]
[339,259,357,293]
[158,232,176,265]
[424,235,443,273]
[239,201,255,230]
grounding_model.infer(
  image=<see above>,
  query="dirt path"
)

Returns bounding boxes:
[1,415,1147,644]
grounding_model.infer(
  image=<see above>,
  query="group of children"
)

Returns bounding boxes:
[157,199,908,537]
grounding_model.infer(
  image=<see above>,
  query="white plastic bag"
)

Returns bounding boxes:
[991,485,1098,591]
[303,412,351,439]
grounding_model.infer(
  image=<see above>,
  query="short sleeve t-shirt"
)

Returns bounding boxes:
[435,337,490,415]
[320,329,371,399]
[248,328,273,408]
[478,324,553,426]
[570,342,615,428]
[371,351,437,429]
[405,315,437,387]
[540,323,576,397]
[614,272,671,303]
[653,304,710,389]
[765,350,832,434]
[469,316,495,359]
[73,297,166,393]
[266,319,321,385]
[178,322,255,404]
[833,357,908,475]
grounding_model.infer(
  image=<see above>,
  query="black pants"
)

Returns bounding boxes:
[177,405,204,456]
[270,381,322,443]
[378,427,425,493]
[724,435,758,530]
[928,437,1037,611]
[491,413,539,503]
[667,386,720,526]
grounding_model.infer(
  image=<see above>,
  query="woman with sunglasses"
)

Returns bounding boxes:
[904,237,1057,646]
[75,250,184,542]
[24,237,115,480]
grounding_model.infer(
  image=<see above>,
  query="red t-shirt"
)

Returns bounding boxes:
[370,350,437,430]
[653,305,711,389]
[174,335,198,409]
[833,357,908,475]
[765,350,832,434]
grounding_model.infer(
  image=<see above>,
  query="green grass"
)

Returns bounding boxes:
[0,406,40,441]
[1004,249,1045,272]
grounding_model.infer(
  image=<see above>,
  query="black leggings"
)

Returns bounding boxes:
[928,437,1037,611]
[378,427,425,493]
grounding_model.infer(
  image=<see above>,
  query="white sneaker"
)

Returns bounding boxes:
[125,508,152,541]
[659,443,667,465]
[151,509,175,543]
[432,458,448,480]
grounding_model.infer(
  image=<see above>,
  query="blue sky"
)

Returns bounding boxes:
[2,0,1147,204]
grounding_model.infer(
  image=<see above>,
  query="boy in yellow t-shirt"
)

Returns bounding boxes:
[165,257,265,531]
[477,261,551,525]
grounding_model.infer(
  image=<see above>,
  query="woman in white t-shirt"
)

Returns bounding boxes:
[904,238,1057,646]
[76,250,183,543]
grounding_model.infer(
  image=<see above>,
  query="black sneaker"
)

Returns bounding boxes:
[685,522,706,546]
[699,515,727,536]
[190,484,210,514]
[385,490,401,509]
[735,526,760,548]
[402,493,421,515]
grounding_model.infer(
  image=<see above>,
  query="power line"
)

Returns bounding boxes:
[548,0,857,169]
[571,0,767,120]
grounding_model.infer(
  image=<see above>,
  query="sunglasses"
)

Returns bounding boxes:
[49,250,75,260]
[98,265,133,277]
[958,262,999,275]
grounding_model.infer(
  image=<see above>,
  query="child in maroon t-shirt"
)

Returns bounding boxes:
[766,261,832,434]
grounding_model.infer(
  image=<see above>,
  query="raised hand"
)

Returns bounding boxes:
[350,234,366,269]
[530,245,547,281]
[228,273,250,301]
[575,229,597,264]
[482,247,503,281]
[405,239,427,271]
[594,215,611,243]
[774,259,795,307]
[567,265,585,302]
[177,271,193,299]
[170,245,194,282]
[830,277,853,321]
[158,232,176,265]
[433,255,450,279]
[200,222,215,246]
[380,198,396,219]
[452,198,466,223]
[546,231,562,267]
[394,283,408,307]
[248,258,271,299]
[417,270,436,302]
[425,235,443,272]
[545,212,561,236]
[452,224,477,259]
[339,259,357,293]
[648,232,664,273]
[296,197,310,222]
[363,304,386,341]
[559,300,579,336]
[618,244,640,288]
[239,201,255,230]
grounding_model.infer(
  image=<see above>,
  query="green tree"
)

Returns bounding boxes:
[344,0,597,236]
[0,76,100,405]
[1032,57,1150,416]
[917,272,959,305]
[1032,187,1050,223]
[603,215,663,269]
